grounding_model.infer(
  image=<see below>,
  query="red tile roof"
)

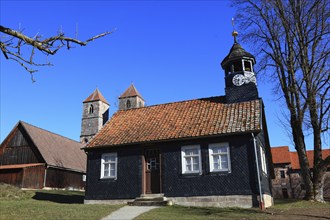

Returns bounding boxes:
[119,84,144,100]
[20,121,86,172]
[86,96,262,148]
[272,146,330,170]
[271,146,291,164]
[83,88,109,104]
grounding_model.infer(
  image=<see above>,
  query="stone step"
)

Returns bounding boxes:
[127,194,171,206]
[127,200,168,206]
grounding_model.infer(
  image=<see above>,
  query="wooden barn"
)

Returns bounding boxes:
[0,121,86,190]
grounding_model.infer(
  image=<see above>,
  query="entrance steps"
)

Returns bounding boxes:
[128,194,171,206]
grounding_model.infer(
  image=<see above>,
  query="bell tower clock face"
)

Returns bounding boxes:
[232,74,245,86]
[244,72,257,85]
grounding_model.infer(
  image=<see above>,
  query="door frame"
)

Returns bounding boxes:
[142,148,162,194]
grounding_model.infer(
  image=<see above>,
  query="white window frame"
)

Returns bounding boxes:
[260,146,267,174]
[208,143,231,173]
[100,153,118,179]
[181,145,202,174]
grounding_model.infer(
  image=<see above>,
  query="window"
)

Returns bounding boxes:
[181,145,201,174]
[89,104,94,114]
[126,100,131,109]
[100,153,117,179]
[280,170,285,179]
[208,143,231,172]
[243,60,253,72]
[260,146,267,174]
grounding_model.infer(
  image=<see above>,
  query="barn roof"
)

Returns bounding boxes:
[86,96,262,148]
[1,121,86,172]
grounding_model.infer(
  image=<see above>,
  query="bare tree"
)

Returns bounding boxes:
[233,0,330,202]
[0,25,113,81]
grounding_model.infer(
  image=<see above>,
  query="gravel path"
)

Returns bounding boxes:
[101,206,160,220]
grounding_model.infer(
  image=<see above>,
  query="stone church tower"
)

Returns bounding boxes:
[119,84,145,110]
[221,31,258,103]
[80,88,109,143]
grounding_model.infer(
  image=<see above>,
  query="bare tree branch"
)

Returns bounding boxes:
[0,25,114,79]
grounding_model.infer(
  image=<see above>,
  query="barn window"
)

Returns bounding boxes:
[208,143,231,172]
[89,104,94,114]
[100,153,117,179]
[280,170,285,179]
[181,145,201,174]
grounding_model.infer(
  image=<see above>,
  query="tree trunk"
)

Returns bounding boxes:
[291,119,313,200]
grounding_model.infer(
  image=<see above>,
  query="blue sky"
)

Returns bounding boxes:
[1,1,325,150]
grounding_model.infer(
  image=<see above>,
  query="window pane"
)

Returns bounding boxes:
[221,161,228,169]
[186,149,198,155]
[193,164,199,171]
[104,170,109,177]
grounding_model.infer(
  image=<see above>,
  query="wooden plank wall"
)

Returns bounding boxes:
[45,168,85,190]
[0,128,40,165]
[0,169,23,188]
[22,166,45,189]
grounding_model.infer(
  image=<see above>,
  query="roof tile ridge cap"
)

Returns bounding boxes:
[138,95,225,109]
[21,121,82,145]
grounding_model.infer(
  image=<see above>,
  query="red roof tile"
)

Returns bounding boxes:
[119,84,144,100]
[272,146,330,170]
[83,88,109,104]
[290,149,330,170]
[86,96,262,148]
[271,146,291,164]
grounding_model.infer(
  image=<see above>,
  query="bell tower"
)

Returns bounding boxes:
[118,84,145,111]
[80,88,109,143]
[221,31,259,103]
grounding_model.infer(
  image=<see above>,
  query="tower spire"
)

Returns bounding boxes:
[231,18,238,43]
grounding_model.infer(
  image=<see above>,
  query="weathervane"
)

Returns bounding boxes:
[231,17,238,43]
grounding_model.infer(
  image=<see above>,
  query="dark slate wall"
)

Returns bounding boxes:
[85,134,264,200]
[85,147,142,200]
[255,132,272,195]
[161,135,259,197]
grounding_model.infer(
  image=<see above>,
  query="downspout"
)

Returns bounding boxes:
[252,133,264,210]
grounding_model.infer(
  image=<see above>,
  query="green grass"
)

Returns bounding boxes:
[0,183,122,220]
[136,199,330,220]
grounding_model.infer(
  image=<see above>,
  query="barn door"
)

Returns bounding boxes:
[144,149,160,194]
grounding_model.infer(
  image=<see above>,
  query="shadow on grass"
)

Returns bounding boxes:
[32,192,85,204]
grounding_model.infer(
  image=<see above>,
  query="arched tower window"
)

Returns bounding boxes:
[126,100,131,109]
[84,138,89,143]
[89,104,94,114]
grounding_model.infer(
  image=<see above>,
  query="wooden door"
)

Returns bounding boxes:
[144,149,160,194]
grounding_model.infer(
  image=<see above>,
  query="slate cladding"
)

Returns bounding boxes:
[86,96,261,148]
[85,134,267,202]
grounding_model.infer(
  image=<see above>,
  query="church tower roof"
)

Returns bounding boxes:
[119,84,144,101]
[221,31,255,69]
[83,88,109,105]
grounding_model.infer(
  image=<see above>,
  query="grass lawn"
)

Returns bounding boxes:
[0,184,122,220]
[136,199,330,220]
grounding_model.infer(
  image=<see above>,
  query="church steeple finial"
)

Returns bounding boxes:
[231,18,238,43]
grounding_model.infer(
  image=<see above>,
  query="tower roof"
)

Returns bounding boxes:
[83,88,109,104]
[119,84,144,100]
[221,42,255,68]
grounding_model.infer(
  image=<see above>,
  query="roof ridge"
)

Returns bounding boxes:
[20,121,82,145]
[116,95,259,113]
